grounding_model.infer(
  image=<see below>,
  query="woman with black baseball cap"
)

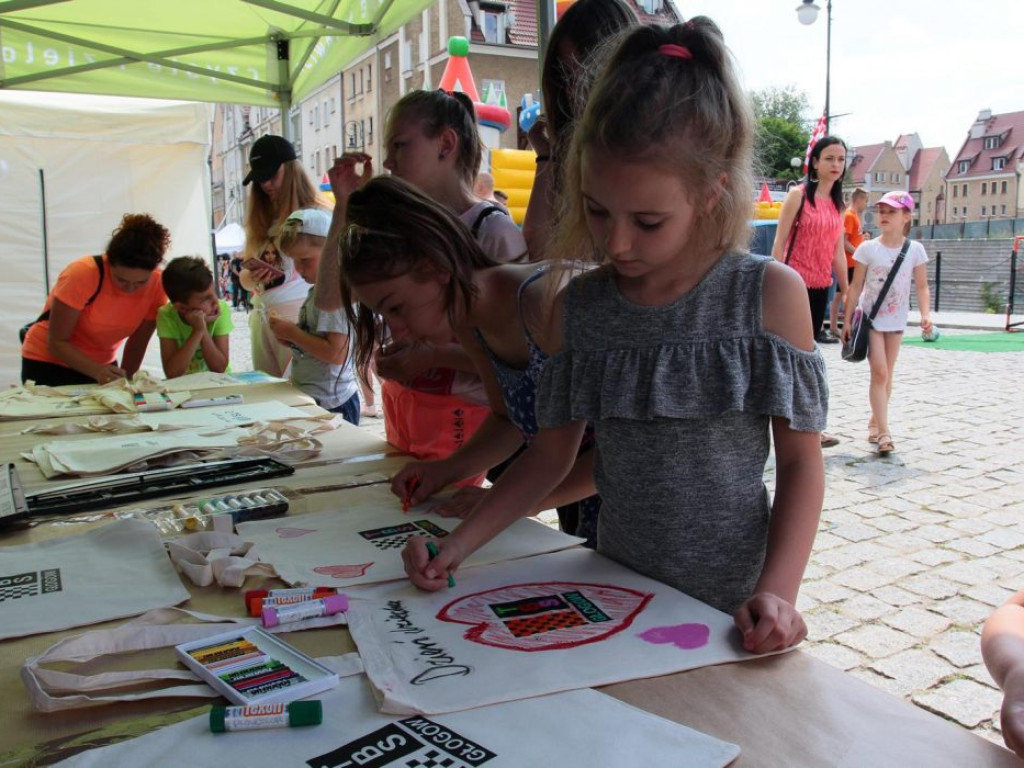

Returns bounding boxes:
[241,135,329,376]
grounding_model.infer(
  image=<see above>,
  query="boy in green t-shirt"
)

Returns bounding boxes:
[156,256,234,378]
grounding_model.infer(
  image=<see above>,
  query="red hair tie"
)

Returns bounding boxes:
[658,43,693,60]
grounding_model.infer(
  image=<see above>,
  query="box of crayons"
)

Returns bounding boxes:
[175,626,339,705]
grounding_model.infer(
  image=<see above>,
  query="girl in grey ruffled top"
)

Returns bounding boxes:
[404,19,829,657]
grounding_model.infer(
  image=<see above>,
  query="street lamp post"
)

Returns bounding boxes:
[796,0,832,134]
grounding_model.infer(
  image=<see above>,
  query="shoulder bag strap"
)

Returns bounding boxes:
[33,254,105,326]
[470,204,505,238]
[783,192,806,265]
[866,239,912,321]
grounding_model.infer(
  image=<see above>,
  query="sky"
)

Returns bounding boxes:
[678,0,1024,159]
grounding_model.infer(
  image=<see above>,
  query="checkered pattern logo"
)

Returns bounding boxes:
[0,569,62,604]
[359,521,450,552]
[307,718,495,768]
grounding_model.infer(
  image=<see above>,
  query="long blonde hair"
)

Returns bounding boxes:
[244,159,329,258]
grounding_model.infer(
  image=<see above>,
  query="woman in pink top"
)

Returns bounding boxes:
[772,136,850,447]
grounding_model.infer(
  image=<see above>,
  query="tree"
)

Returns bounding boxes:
[751,86,811,181]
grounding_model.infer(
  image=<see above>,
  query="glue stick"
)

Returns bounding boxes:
[209,701,322,733]
[261,594,349,628]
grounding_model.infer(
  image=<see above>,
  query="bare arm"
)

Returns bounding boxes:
[770,188,804,262]
[832,234,849,294]
[983,590,1024,757]
[269,316,349,365]
[314,153,373,311]
[913,262,933,333]
[521,117,555,263]
[842,262,868,342]
[734,262,823,653]
[120,320,156,377]
[45,298,123,382]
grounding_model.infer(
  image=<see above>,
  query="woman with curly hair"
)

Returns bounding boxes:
[20,213,171,385]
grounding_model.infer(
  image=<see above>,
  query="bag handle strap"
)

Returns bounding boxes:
[866,239,912,321]
[783,191,806,265]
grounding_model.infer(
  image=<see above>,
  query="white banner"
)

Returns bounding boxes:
[348,548,787,715]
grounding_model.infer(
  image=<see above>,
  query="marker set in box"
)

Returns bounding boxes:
[175,627,339,706]
[131,488,290,534]
[244,587,349,628]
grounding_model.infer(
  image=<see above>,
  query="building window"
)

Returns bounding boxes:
[984,136,1000,150]
[367,64,372,91]
[308,109,314,125]
[401,40,412,73]
[993,157,1005,170]
[1002,205,1007,215]
[330,97,336,113]
[953,207,958,217]
[1002,181,1008,194]
[349,73,356,98]
[962,184,967,196]
[952,185,958,198]
[367,116,374,145]
[322,100,329,127]
[958,159,970,173]
[384,52,392,69]
[982,206,987,215]
[314,105,320,130]
[480,5,510,44]
[982,182,987,195]
[315,152,321,176]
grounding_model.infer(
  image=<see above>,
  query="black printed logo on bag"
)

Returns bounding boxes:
[359,521,450,551]
[307,717,496,768]
[0,569,63,603]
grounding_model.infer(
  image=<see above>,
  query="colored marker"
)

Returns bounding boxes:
[244,587,337,615]
[246,588,337,617]
[425,541,456,589]
[402,476,420,512]
[261,594,349,628]
[210,701,322,733]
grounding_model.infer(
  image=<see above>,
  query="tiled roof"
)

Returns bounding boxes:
[847,143,886,184]
[947,109,1024,180]
[908,147,945,192]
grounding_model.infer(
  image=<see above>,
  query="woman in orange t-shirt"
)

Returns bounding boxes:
[21,214,170,386]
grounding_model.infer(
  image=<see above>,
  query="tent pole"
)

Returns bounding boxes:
[38,169,50,295]
[276,37,292,140]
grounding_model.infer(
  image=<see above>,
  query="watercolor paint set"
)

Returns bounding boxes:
[175,626,339,705]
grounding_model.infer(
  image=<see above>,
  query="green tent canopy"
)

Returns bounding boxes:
[0,0,434,112]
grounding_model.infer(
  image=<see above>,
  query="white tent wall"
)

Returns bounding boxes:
[0,92,213,388]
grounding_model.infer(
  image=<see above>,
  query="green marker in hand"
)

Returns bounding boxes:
[425,541,455,588]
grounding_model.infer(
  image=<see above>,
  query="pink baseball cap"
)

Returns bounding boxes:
[876,191,915,212]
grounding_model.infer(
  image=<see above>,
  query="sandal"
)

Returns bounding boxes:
[867,424,879,444]
[876,434,895,455]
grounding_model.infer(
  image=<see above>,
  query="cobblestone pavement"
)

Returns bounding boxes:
[226,309,1023,749]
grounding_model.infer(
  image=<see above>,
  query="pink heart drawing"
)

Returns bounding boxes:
[276,527,316,538]
[636,623,710,650]
[439,582,652,652]
[313,563,374,579]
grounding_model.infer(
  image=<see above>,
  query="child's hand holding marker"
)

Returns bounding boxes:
[390,461,454,510]
[402,537,461,591]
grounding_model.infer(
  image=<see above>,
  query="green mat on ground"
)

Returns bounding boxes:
[902,331,1024,352]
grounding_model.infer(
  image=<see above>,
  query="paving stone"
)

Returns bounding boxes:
[947,518,997,536]
[873,585,926,608]
[930,630,983,668]
[810,531,846,551]
[929,498,991,518]
[804,610,859,640]
[870,648,955,691]
[961,663,998,691]
[801,581,857,605]
[802,641,864,672]
[945,538,1001,558]
[839,594,898,622]
[915,524,961,544]
[795,592,819,613]
[930,597,999,628]
[881,533,936,553]
[902,574,963,601]
[813,548,867,572]
[832,567,896,592]
[835,624,917,659]
[865,557,928,580]
[964,583,1016,607]
[936,560,1001,586]
[909,548,962,567]
[831,522,883,543]
[913,679,1003,729]
[978,528,1024,552]
[870,515,919,534]
[881,607,952,638]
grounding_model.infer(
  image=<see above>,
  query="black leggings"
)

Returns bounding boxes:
[807,287,831,338]
[21,358,97,386]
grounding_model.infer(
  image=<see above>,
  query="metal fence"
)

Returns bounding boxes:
[911,218,1024,241]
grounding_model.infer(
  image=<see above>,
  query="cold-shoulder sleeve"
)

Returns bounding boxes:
[538,335,828,433]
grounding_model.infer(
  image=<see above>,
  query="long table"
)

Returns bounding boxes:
[0,381,1020,767]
